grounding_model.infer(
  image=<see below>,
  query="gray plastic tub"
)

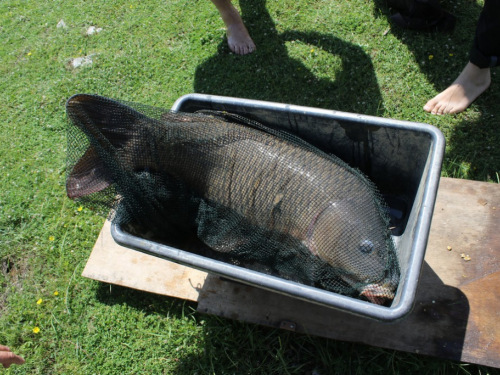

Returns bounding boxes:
[111,94,445,322]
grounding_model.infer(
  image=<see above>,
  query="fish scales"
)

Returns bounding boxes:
[66,94,399,304]
[148,121,349,238]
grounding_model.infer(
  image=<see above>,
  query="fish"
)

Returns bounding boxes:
[66,94,399,304]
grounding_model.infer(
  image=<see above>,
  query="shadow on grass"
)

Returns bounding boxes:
[372,0,500,181]
[94,282,198,318]
[194,0,384,116]
[444,112,500,181]
[372,0,483,93]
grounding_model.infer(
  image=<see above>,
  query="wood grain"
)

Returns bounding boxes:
[82,220,207,302]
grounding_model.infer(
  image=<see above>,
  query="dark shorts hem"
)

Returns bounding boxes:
[470,45,499,69]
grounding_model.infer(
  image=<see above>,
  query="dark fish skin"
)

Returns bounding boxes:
[66,94,398,302]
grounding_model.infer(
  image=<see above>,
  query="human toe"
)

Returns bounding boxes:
[423,99,438,113]
[436,102,451,115]
[229,43,239,54]
[430,102,442,115]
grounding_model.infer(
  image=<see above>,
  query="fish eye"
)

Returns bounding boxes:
[359,240,374,254]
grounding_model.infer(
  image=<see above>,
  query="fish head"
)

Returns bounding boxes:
[308,198,398,304]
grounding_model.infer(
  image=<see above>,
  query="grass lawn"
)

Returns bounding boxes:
[1,0,499,373]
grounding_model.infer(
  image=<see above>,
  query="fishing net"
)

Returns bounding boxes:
[66,94,400,305]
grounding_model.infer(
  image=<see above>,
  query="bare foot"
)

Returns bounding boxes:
[211,0,256,55]
[423,62,491,115]
[226,21,256,55]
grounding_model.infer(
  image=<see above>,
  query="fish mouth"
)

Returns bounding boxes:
[360,283,396,305]
[361,268,400,305]
[342,269,399,305]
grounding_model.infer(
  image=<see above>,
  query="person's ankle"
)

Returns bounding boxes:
[463,62,491,85]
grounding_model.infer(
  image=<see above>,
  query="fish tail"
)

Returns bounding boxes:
[66,94,142,148]
[65,94,142,199]
[66,145,113,199]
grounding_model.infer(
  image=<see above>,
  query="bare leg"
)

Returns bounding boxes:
[210,0,256,55]
[423,62,491,115]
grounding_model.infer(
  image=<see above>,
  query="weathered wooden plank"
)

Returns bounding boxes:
[82,220,208,302]
[82,177,500,368]
[427,178,500,366]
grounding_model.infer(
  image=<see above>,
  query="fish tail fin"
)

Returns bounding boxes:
[66,145,114,199]
[66,94,142,148]
[65,94,143,199]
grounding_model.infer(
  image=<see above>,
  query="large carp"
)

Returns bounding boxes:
[66,94,399,304]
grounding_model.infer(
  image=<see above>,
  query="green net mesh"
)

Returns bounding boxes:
[66,94,400,305]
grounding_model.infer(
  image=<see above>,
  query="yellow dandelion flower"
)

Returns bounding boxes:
[49,236,55,241]
[54,291,59,296]
[428,55,434,60]
[33,327,40,334]
[310,49,315,53]
[27,52,32,56]
[77,206,83,212]
[449,53,453,57]
[37,298,43,305]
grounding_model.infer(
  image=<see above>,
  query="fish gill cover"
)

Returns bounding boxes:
[65,94,400,305]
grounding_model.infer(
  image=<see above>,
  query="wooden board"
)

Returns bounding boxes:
[82,177,500,368]
[82,220,207,302]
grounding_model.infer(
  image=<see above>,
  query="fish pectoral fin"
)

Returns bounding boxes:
[196,200,251,253]
[66,146,113,199]
[302,239,318,256]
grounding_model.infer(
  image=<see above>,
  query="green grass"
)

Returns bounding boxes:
[1,0,499,373]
